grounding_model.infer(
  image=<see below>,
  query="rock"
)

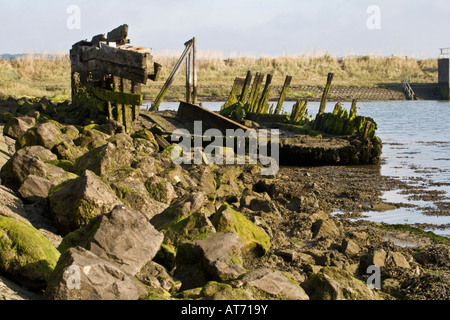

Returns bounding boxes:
[74,142,133,177]
[61,125,79,140]
[18,175,53,203]
[150,192,208,230]
[57,205,163,275]
[74,128,110,150]
[311,219,341,239]
[360,248,387,271]
[144,175,177,205]
[132,129,159,150]
[341,238,360,257]
[382,278,401,298]
[3,116,35,139]
[16,121,66,151]
[17,145,57,161]
[176,233,246,289]
[44,246,146,300]
[0,151,48,191]
[0,274,41,300]
[210,203,271,256]
[413,244,450,268]
[388,251,410,269]
[52,140,87,161]
[107,132,134,149]
[49,170,122,234]
[301,266,380,300]
[111,178,168,220]
[199,281,253,300]
[0,215,60,289]
[136,261,180,293]
[241,268,309,300]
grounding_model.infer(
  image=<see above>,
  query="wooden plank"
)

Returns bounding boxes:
[275,75,292,115]
[239,70,252,104]
[91,87,142,106]
[178,101,250,133]
[142,112,179,134]
[81,45,151,71]
[106,24,130,45]
[84,59,148,84]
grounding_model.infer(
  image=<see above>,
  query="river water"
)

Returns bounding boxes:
[144,100,450,236]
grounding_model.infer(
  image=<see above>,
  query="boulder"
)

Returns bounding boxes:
[49,170,122,234]
[131,129,159,150]
[3,116,35,139]
[18,175,53,203]
[360,248,387,271]
[0,215,60,288]
[210,203,271,256]
[175,233,246,289]
[0,151,48,191]
[17,145,57,161]
[52,140,87,161]
[74,128,110,150]
[144,175,177,205]
[111,178,168,220]
[16,121,66,151]
[301,266,380,300]
[74,142,133,177]
[107,133,134,149]
[341,238,360,257]
[150,192,208,230]
[44,246,145,300]
[57,205,163,276]
[198,281,253,300]
[388,251,411,269]
[241,268,309,300]
[311,218,341,239]
[136,261,181,293]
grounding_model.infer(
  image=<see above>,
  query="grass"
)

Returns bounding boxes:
[0,51,438,101]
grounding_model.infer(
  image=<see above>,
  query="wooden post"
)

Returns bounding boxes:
[256,74,273,113]
[318,72,334,116]
[350,98,357,119]
[247,73,264,112]
[186,51,192,104]
[192,37,198,105]
[222,77,245,110]
[239,70,252,104]
[151,39,194,111]
[275,75,292,115]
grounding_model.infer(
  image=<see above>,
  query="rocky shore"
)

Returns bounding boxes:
[0,96,448,300]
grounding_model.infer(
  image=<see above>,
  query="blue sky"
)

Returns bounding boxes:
[0,0,448,58]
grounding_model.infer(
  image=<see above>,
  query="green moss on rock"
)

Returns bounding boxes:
[210,203,270,255]
[0,215,60,286]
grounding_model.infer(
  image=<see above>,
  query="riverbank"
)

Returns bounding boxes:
[0,53,440,102]
[0,95,448,301]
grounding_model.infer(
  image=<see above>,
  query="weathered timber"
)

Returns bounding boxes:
[247,73,264,113]
[151,39,194,110]
[106,24,130,45]
[222,78,245,110]
[239,71,253,104]
[255,74,273,114]
[186,51,192,104]
[275,75,292,115]
[178,101,250,132]
[318,72,334,116]
[192,37,198,105]
[350,98,357,119]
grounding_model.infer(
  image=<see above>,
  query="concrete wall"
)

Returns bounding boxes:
[438,58,449,100]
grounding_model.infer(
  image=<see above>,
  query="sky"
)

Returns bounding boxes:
[0,0,449,58]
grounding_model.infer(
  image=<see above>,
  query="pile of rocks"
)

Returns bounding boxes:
[0,96,448,300]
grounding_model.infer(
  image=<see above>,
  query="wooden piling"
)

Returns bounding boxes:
[222,77,245,110]
[275,75,292,115]
[350,98,357,119]
[256,74,273,113]
[186,51,192,104]
[247,73,264,112]
[318,72,334,116]
[239,70,253,104]
[192,37,198,105]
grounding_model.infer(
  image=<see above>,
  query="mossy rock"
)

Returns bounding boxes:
[0,215,60,287]
[199,281,252,300]
[301,266,381,300]
[210,203,270,256]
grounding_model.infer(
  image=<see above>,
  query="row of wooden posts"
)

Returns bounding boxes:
[221,70,337,122]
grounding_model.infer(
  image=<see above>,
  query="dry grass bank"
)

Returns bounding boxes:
[0,51,438,101]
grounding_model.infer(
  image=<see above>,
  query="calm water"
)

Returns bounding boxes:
[144,100,450,236]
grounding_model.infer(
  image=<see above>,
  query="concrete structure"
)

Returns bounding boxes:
[438,50,450,100]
